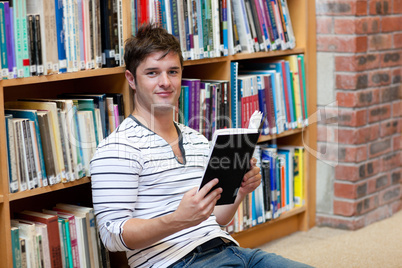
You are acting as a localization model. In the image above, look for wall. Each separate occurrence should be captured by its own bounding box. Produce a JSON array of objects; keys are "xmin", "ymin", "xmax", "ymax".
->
[{"xmin": 315, "ymin": 0, "xmax": 402, "ymax": 230}]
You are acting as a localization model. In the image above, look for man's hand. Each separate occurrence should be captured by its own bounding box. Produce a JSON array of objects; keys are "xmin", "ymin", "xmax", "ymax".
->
[
  {"xmin": 173, "ymin": 178, "xmax": 222, "ymax": 229},
  {"xmin": 237, "ymin": 157, "xmax": 262, "ymax": 198}
]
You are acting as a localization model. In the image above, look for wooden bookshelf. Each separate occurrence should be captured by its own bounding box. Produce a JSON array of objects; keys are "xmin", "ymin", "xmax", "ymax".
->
[{"xmin": 0, "ymin": 0, "xmax": 317, "ymax": 267}]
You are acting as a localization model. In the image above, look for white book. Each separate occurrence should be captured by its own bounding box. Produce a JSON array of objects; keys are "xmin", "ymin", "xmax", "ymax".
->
[
  {"xmin": 77, "ymin": 110, "xmax": 96, "ymax": 176},
  {"xmin": 11, "ymin": 220, "xmax": 38, "ymax": 268},
  {"xmin": 211, "ymin": 0, "xmax": 221, "ymax": 57},
  {"xmin": 231, "ymin": 0, "xmax": 254, "ymax": 53}
]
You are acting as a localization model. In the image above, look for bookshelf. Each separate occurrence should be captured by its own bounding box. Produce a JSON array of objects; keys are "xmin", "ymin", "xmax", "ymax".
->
[{"xmin": 0, "ymin": 0, "xmax": 316, "ymax": 266}]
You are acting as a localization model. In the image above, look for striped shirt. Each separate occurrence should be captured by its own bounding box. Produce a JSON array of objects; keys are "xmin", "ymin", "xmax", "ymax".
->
[{"xmin": 90, "ymin": 115, "xmax": 237, "ymax": 267}]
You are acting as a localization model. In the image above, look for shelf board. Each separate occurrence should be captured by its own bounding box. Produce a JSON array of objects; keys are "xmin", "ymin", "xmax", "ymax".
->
[
  {"xmin": 8, "ymin": 177, "xmax": 91, "ymax": 201},
  {"xmin": 258, "ymin": 128, "xmax": 303, "ymax": 143},
  {"xmin": 182, "ymin": 48, "xmax": 306, "ymax": 67},
  {"xmin": 0, "ymin": 195, "xmax": 3, "ymax": 203},
  {"xmin": 231, "ymin": 206, "xmax": 306, "ymax": 247},
  {"xmin": 1, "ymin": 67, "xmax": 126, "ymax": 87}
]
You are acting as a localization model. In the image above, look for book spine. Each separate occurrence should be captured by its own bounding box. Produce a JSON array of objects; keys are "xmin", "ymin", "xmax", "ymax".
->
[
  {"xmin": 0, "ymin": 3, "xmax": 9, "ymax": 79},
  {"xmin": 6, "ymin": 115, "xmax": 19, "ymax": 193}
]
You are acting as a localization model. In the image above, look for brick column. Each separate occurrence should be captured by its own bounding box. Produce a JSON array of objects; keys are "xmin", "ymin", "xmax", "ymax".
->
[{"xmin": 315, "ymin": 0, "xmax": 402, "ymax": 230}]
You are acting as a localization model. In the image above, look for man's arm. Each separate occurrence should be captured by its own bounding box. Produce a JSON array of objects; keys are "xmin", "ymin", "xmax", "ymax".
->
[
  {"xmin": 213, "ymin": 158, "xmax": 262, "ymax": 226},
  {"xmin": 122, "ymin": 179, "xmax": 223, "ymax": 249}
]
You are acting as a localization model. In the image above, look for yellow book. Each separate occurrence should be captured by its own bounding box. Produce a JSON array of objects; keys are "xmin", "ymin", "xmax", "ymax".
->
[
  {"xmin": 5, "ymin": 101, "xmax": 66, "ymax": 183},
  {"xmin": 284, "ymin": 55, "xmax": 303, "ymax": 128},
  {"xmin": 293, "ymin": 147, "xmax": 305, "ymax": 207}
]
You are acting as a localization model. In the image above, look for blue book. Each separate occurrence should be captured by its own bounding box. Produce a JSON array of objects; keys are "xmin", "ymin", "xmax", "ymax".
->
[
  {"xmin": 54, "ymin": 0, "xmax": 67, "ymax": 72},
  {"xmin": 261, "ymin": 147, "xmax": 278, "ymax": 219},
  {"xmin": 7, "ymin": 6, "xmax": 16, "ymax": 78},
  {"xmin": 256, "ymin": 75, "xmax": 270, "ymax": 135},
  {"xmin": 285, "ymin": 61, "xmax": 296, "ymax": 127},
  {"xmin": 230, "ymin": 62, "xmax": 239, "ymax": 128},
  {"xmin": 5, "ymin": 109, "xmax": 48, "ymax": 185}
]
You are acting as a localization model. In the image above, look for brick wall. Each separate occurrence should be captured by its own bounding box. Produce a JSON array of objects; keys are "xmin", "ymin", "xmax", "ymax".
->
[{"xmin": 315, "ymin": 0, "xmax": 402, "ymax": 230}]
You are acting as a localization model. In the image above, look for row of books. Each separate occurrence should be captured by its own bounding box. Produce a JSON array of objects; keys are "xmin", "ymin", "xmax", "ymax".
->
[
  {"xmin": 10, "ymin": 203, "xmax": 110, "ymax": 268},
  {"xmin": 5, "ymin": 93, "xmax": 124, "ymax": 193},
  {"xmin": 0, "ymin": 0, "xmax": 123, "ymax": 79},
  {"xmin": 225, "ymin": 145, "xmax": 305, "ymax": 234},
  {"xmin": 132, "ymin": 0, "xmax": 295, "ymax": 61},
  {"xmin": 176, "ymin": 78, "xmax": 230, "ymax": 140},
  {"xmin": 177, "ymin": 54, "xmax": 308, "ymax": 141},
  {"xmin": 232, "ymin": 54, "xmax": 308, "ymax": 135}
]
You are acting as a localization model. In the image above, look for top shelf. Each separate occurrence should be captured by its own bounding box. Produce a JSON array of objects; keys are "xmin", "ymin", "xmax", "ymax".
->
[{"xmin": 0, "ymin": 48, "xmax": 306, "ymax": 87}]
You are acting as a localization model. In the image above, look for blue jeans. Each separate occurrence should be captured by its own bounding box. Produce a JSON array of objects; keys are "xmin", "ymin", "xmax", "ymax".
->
[{"xmin": 169, "ymin": 244, "xmax": 314, "ymax": 268}]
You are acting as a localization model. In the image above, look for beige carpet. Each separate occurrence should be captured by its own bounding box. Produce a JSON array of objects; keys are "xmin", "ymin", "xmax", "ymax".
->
[{"xmin": 259, "ymin": 210, "xmax": 402, "ymax": 268}]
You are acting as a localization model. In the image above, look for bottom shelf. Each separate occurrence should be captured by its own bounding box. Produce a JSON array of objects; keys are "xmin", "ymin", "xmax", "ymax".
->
[{"xmin": 231, "ymin": 206, "xmax": 306, "ymax": 248}]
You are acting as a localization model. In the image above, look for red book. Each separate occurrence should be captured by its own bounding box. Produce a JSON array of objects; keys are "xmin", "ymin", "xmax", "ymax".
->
[{"xmin": 17, "ymin": 210, "xmax": 63, "ymax": 268}]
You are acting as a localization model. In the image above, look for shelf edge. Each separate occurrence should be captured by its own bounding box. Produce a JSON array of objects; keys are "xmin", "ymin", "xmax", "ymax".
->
[{"xmin": 8, "ymin": 177, "xmax": 91, "ymax": 201}]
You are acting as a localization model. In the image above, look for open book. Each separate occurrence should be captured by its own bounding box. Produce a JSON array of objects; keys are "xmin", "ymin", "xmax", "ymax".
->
[{"xmin": 200, "ymin": 111, "xmax": 264, "ymax": 205}]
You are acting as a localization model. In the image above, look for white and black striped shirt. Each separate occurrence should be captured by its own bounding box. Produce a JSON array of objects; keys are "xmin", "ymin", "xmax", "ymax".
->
[{"xmin": 90, "ymin": 115, "xmax": 237, "ymax": 267}]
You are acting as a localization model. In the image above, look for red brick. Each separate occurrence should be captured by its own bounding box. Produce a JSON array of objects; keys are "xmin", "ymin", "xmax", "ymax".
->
[
  {"xmin": 381, "ymin": 86, "xmax": 401, "ymax": 102},
  {"xmin": 336, "ymin": 73, "xmax": 369, "ymax": 90},
  {"xmin": 392, "ymin": 135, "xmax": 402, "ymax": 150},
  {"xmin": 316, "ymin": 215, "xmax": 365, "ymax": 230},
  {"xmin": 379, "ymin": 184, "xmax": 402, "ymax": 205},
  {"xmin": 334, "ymin": 200, "xmax": 356, "ymax": 216},
  {"xmin": 368, "ymin": 34, "xmax": 393, "ymax": 51},
  {"xmin": 317, "ymin": 125, "xmax": 338, "ymax": 143},
  {"xmin": 337, "ymin": 128, "xmax": 358, "ymax": 144},
  {"xmin": 359, "ymin": 159, "xmax": 382, "ymax": 179},
  {"xmin": 381, "ymin": 152, "xmax": 402, "ymax": 172},
  {"xmin": 316, "ymin": 1, "xmax": 367, "ymax": 16},
  {"xmin": 316, "ymin": 17, "xmax": 333, "ymax": 34},
  {"xmin": 392, "ymin": 68, "xmax": 402, "ymax": 84},
  {"xmin": 369, "ymin": 138, "xmax": 392, "ymax": 158},
  {"xmin": 380, "ymin": 119, "xmax": 400, "ymax": 137},
  {"xmin": 394, "ymin": 0, "xmax": 402, "ymax": 13},
  {"xmin": 336, "ymin": 89, "xmax": 380, "ymax": 107},
  {"xmin": 334, "ymin": 17, "xmax": 381, "ymax": 34},
  {"xmin": 356, "ymin": 124, "xmax": 380, "ymax": 144},
  {"xmin": 368, "ymin": 104, "xmax": 392, "ymax": 123},
  {"xmin": 317, "ymin": 36, "xmax": 368, "ymax": 53},
  {"xmin": 335, "ymin": 54, "xmax": 380, "ymax": 72},
  {"xmin": 395, "ymin": 33, "xmax": 402, "ymax": 48},
  {"xmin": 338, "ymin": 109, "xmax": 367, "ymax": 127},
  {"xmin": 338, "ymin": 145, "xmax": 368, "ymax": 162},
  {"xmin": 391, "ymin": 169, "xmax": 402, "ymax": 184},
  {"xmin": 381, "ymin": 16, "xmax": 402, "ymax": 32},
  {"xmin": 364, "ymin": 206, "xmax": 391, "ymax": 226},
  {"xmin": 356, "ymin": 196, "xmax": 379, "ymax": 215},
  {"xmin": 380, "ymin": 51, "xmax": 402, "ymax": 68},
  {"xmin": 335, "ymin": 181, "xmax": 368, "ymax": 199},
  {"xmin": 392, "ymin": 100, "xmax": 402, "ymax": 117},
  {"xmin": 335, "ymin": 164, "xmax": 360, "ymax": 181},
  {"xmin": 369, "ymin": 69, "xmax": 393, "ymax": 87},
  {"xmin": 369, "ymin": 0, "xmax": 392, "ymax": 15},
  {"xmin": 367, "ymin": 174, "xmax": 390, "ymax": 194}
]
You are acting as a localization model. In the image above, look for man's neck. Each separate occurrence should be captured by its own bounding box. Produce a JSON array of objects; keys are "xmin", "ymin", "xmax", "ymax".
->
[{"xmin": 132, "ymin": 108, "xmax": 176, "ymax": 139}]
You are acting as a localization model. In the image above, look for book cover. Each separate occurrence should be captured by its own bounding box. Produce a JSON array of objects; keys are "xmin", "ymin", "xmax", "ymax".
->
[
  {"xmin": 199, "ymin": 111, "xmax": 264, "ymax": 205},
  {"xmin": 5, "ymin": 114, "xmax": 19, "ymax": 193},
  {"xmin": 16, "ymin": 210, "xmax": 63, "ymax": 268},
  {"xmin": 11, "ymin": 219, "xmax": 39, "ymax": 267},
  {"xmin": 294, "ymin": 147, "xmax": 305, "ymax": 207},
  {"xmin": 11, "ymin": 119, "xmax": 28, "ymax": 192},
  {"xmin": 0, "ymin": 2, "xmax": 9, "ymax": 79},
  {"xmin": 11, "ymin": 226, "xmax": 22, "ymax": 268},
  {"xmin": 4, "ymin": 2, "xmax": 14, "ymax": 78},
  {"xmin": 37, "ymin": 110, "xmax": 58, "ymax": 185}
]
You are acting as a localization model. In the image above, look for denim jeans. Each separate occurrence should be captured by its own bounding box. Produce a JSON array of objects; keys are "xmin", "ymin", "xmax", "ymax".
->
[{"xmin": 169, "ymin": 244, "xmax": 314, "ymax": 268}]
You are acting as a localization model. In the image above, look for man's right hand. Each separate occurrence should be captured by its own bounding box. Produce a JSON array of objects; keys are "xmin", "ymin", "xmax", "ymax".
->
[{"xmin": 173, "ymin": 178, "xmax": 222, "ymax": 229}]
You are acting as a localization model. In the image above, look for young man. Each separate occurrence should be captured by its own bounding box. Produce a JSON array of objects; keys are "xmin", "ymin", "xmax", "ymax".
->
[{"xmin": 90, "ymin": 24, "xmax": 312, "ymax": 267}]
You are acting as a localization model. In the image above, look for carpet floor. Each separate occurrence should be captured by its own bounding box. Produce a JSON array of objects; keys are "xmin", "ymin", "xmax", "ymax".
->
[{"xmin": 259, "ymin": 210, "xmax": 402, "ymax": 268}]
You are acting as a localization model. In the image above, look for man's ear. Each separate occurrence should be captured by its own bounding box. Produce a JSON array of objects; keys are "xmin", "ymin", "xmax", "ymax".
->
[{"xmin": 125, "ymin": 70, "xmax": 136, "ymax": 90}]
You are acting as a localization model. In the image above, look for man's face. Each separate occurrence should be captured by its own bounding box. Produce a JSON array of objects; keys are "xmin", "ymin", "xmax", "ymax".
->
[{"xmin": 131, "ymin": 51, "xmax": 182, "ymax": 116}]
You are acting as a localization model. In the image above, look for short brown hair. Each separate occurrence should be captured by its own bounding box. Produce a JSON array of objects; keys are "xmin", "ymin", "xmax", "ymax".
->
[{"xmin": 124, "ymin": 23, "xmax": 183, "ymax": 81}]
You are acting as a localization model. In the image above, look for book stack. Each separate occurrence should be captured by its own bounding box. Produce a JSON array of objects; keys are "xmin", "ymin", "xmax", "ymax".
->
[
  {"xmin": 224, "ymin": 145, "xmax": 305, "ymax": 234},
  {"xmin": 5, "ymin": 93, "xmax": 125, "ymax": 193},
  {"xmin": 131, "ymin": 0, "xmax": 296, "ymax": 60},
  {"xmin": 11, "ymin": 204, "xmax": 110, "ymax": 268}
]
